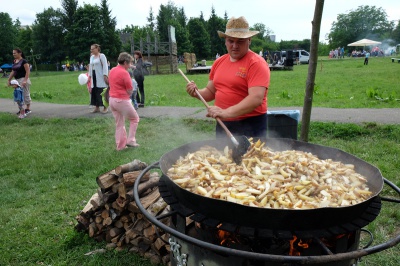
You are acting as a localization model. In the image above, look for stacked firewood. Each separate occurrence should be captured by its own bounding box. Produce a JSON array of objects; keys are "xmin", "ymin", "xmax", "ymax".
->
[{"xmin": 75, "ymin": 159, "xmax": 171, "ymax": 265}]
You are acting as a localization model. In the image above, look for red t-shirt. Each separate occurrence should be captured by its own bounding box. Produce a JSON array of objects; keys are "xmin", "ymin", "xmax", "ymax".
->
[
  {"xmin": 108, "ymin": 64, "xmax": 132, "ymax": 100},
  {"xmin": 210, "ymin": 50, "xmax": 270, "ymax": 121}
]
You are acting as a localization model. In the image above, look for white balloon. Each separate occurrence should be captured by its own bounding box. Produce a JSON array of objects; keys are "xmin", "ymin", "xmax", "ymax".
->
[{"xmin": 78, "ymin": 73, "xmax": 88, "ymax": 85}]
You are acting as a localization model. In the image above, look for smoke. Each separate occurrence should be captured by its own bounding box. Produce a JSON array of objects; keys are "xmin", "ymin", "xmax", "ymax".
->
[{"xmin": 380, "ymin": 39, "xmax": 397, "ymax": 55}]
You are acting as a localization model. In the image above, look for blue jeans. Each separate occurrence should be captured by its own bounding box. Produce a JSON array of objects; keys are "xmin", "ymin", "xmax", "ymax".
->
[{"xmin": 130, "ymin": 88, "xmax": 138, "ymax": 109}]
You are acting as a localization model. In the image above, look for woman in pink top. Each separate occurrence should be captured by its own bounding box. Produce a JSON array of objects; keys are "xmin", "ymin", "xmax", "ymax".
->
[{"xmin": 108, "ymin": 52, "xmax": 140, "ymax": 150}]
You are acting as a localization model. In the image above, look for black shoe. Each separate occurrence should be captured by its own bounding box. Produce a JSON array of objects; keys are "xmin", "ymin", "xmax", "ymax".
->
[
  {"xmin": 138, "ymin": 103, "xmax": 145, "ymax": 108},
  {"xmin": 16, "ymin": 110, "xmax": 20, "ymax": 115},
  {"xmin": 25, "ymin": 109, "xmax": 32, "ymax": 115}
]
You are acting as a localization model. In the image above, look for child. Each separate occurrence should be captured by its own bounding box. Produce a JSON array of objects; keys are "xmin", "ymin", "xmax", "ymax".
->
[
  {"xmin": 10, "ymin": 80, "xmax": 25, "ymax": 119},
  {"xmin": 131, "ymin": 78, "xmax": 138, "ymax": 110},
  {"xmin": 128, "ymin": 65, "xmax": 138, "ymax": 110}
]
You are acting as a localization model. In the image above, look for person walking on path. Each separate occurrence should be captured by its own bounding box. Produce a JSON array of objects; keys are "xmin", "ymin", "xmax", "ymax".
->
[
  {"xmin": 7, "ymin": 48, "xmax": 32, "ymax": 115},
  {"xmin": 88, "ymin": 44, "xmax": 109, "ymax": 113},
  {"xmin": 185, "ymin": 16, "xmax": 270, "ymax": 138},
  {"xmin": 108, "ymin": 52, "xmax": 140, "ymax": 150}
]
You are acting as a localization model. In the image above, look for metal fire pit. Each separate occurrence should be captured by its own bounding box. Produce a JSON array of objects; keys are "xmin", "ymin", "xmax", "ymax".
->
[{"xmin": 133, "ymin": 140, "xmax": 400, "ymax": 265}]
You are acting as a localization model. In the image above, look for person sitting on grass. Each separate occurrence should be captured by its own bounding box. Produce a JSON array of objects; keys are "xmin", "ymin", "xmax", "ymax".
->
[{"xmin": 9, "ymin": 80, "xmax": 25, "ymax": 119}]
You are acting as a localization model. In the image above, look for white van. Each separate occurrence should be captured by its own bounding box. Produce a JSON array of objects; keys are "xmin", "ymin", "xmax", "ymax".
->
[
  {"xmin": 293, "ymin": 50, "xmax": 310, "ymax": 64},
  {"xmin": 280, "ymin": 50, "xmax": 310, "ymax": 64}
]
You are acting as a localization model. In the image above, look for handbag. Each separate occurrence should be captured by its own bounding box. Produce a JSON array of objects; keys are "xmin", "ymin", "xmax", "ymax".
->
[{"xmin": 101, "ymin": 87, "xmax": 110, "ymax": 107}]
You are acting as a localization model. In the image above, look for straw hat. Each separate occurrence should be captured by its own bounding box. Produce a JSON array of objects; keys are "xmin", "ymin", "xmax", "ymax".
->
[{"xmin": 217, "ymin": 16, "xmax": 259, "ymax": 39}]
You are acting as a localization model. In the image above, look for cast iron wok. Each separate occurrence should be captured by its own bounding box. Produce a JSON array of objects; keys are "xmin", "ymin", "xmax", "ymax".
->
[{"xmin": 159, "ymin": 138, "xmax": 383, "ymax": 231}]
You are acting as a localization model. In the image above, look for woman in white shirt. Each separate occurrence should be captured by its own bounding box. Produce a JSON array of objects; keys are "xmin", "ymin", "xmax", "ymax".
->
[{"xmin": 88, "ymin": 44, "xmax": 109, "ymax": 113}]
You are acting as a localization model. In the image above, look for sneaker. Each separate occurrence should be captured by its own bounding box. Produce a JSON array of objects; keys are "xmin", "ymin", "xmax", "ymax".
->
[
  {"xmin": 16, "ymin": 110, "xmax": 20, "ymax": 115},
  {"xmin": 126, "ymin": 142, "xmax": 140, "ymax": 147},
  {"xmin": 18, "ymin": 114, "xmax": 25, "ymax": 119},
  {"xmin": 25, "ymin": 109, "xmax": 31, "ymax": 115}
]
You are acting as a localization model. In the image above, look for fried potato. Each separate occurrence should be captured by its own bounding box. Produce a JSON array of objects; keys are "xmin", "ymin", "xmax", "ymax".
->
[{"xmin": 167, "ymin": 141, "xmax": 373, "ymax": 209}]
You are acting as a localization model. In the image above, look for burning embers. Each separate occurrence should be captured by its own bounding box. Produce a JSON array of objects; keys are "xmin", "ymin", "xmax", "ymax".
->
[
  {"xmin": 197, "ymin": 222, "xmax": 360, "ymax": 258},
  {"xmin": 289, "ymin": 235, "xmax": 310, "ymax": 256}
]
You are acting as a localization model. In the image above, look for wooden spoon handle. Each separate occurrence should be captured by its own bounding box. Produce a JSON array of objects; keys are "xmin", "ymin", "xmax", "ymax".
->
[{"xmin": 178, "ymin": 69, "xmax": 238, "ymax": 146}]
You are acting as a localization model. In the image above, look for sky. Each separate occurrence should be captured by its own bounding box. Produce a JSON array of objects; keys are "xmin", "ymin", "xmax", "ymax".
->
[{"xmin": 2, "ymin": 0, "xmax": 399, "ymax": 43}]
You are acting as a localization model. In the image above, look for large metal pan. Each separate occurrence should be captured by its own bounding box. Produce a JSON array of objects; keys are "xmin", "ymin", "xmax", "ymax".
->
[{"xmin": 159, "ymin": 138, "xmax": 383, "ymax": 231}]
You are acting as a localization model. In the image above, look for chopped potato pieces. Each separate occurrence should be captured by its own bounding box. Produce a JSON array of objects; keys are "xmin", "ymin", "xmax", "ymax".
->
[{"xmin": 167, "ymin": 141, "xmax": 373, "ymax": 209}]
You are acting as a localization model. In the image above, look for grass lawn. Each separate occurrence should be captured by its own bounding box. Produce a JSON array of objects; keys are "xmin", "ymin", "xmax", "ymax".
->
[
  {"xmin": 0, "ymin": 56, "xmax": 399, "ymax": 265},
  {"xmin": 1, "ymin": 56, "xmax": 399, "ymax": 108}
]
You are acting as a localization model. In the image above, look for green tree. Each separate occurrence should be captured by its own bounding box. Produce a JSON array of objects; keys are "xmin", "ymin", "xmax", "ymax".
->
[
  {"xmin": 61, "ymin": 0, "xmax": 78, "ymax": 30},
  {"xmin": 156, "ymin": 1, "xmax": 192, "ymax": 55},
  {"xmin": 147, "ymin": 7, "xmax": 156, "ymax": 32},
  {"xmin": 16, "ymin": 27, "xmax": 33, "ymax": 55},
  {"xmin": 171, "ymin": 21, "xmax": 192, "ymax": 55},
  {"xmin": 156, "ymin": 1, "xmax": 176, "ymax": 42},
  {"xmin": 207, "ymin": 7, "xmax": 225, "ymax": 57},
  {"xmin": 0, "ymin": 12, "xmax": 19, "ymax": 63},
  {"xmin": 187, "ymin": 18, "xmax": 211, "ymax": 59},
  {"xmin": 31, "ymin": 7, "xmax": 66, "ymax": 63},
  {"xmin": 66, "ymin": 4, "xmax": 104, "ymax": 62},
  {"xmin": 328, "ymin": 5, "xmax": 394, "ymax": 49},
  {"xmin": 99, "ymin": 0, "xmax": 121, "ymax": 60}
]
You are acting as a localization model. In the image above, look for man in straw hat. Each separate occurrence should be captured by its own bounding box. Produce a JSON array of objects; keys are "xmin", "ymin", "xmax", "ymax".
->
[{"xmin": 186, "ymin": 16, "xmax": 270, "ymax": 138}]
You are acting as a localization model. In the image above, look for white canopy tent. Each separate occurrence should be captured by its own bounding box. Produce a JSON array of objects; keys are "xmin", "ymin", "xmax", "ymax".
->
[{"xmin": 348, "ymin": 38, "xmax": 382, "ymax": 47}]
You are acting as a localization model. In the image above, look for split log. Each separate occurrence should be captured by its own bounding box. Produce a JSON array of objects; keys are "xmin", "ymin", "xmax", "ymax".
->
[
  {"xmin": 153, "ymin": 237, "xmax": 167, "ymax": 252},
  {"xmin": 109, "ymin": 227, "xmax": 123, "ymax": 238},
  {"xmin": 143, "ymin": 225, "xmax": 156, "ymax": 241},
  {"xmin": 147, "ymin": 197, "xmax": 168, "ymax": 217},
  {"xmin": 162, "ymin": 254, "xmax": 171, "ymax": 265},
  {"xmin": 89, "ymin": 222, "xmax": 99, "ymax": 237},
  {"xmin": 144, "ymin": 249, "xmax": 162, "ymax": 265},
  {"xmin": 96, "ymin": 170, "xmax": 118, "ymax": 189},
  {"xmin": 115, "ymin": 159, "xmax": 147, "ymax": 176},
  {"xmin": 95, "ymin": 216, "xmax": 103, "ymax": 224},
  {"xmin": 80, "ymin": 193, "xmax": 100, "ymax": 216},
  {"xmin": 75, "ymin": 215, "xmax": 90, "ymax": 231},
  {"xmin": 126, "ymin": 174, "xmax": 160, "ymax": 201},
  {"xmin": 102, "ymin": 190, "xmax": 118, "ymax": 203},
  {"xmin": 101, "ymin": 210, "xmax": 109, "ymax": 219},
  {"xmin": 138, "ymin": 174, "xmax": 160, "ymax": 195},
  {"xmin": 89, "ymin": 193, "xmax": 103, "ymax": 209},
  {"xmin": 113, "ymin": 197, "xmax": 127, "ymax": 211},
  {"xmin": 103, "ymin": 217, "xmax": 112, "ymax": 226},
  {"xmin": 125, "ymin": 228, "xmax": 138, "ymax": 243},
  {"xmin": 114, "ymin": 220, "xmax": 124, "ymax": 229},
  {"xmin": 128, "ymin": 189, "xmax": 160, "ymax": 213},
  {"xmin": 132, "ymin": 219, "xmax": 151, "ymax": 234},
  {"xmin": 120, "ymin": 171, "xmax": 150, "ymax": 186}
]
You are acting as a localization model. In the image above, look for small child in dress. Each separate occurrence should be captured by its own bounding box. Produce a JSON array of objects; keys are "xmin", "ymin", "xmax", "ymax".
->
[{"xmin": 10, "ymin": 80, "xmax": 25, "ymax": 119}]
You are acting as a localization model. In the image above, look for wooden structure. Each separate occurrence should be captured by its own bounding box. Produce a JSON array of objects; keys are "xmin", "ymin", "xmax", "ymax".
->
[
  {"xmin": 184, "ymin": 52, "xmax": 212, "ymax": 74},
  {"xmin": 130, "ymin": 26, "xmax": 178, "ymax": 75}
]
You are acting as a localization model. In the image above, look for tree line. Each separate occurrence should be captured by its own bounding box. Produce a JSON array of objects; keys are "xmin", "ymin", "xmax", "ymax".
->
[{"xmin": 1, "ymin": 1, "xmax": 399, "ymax": 67}]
